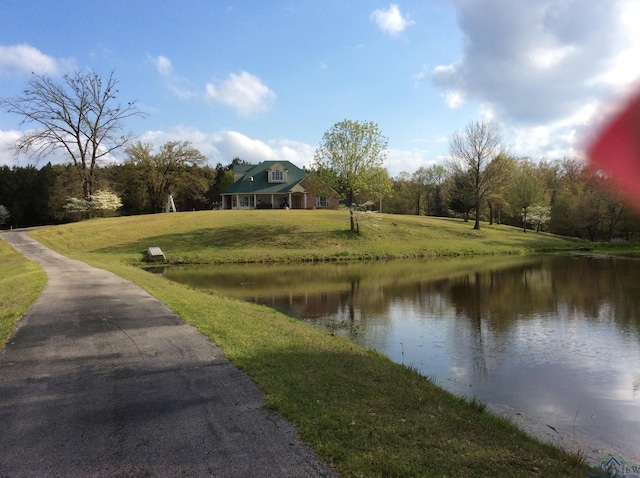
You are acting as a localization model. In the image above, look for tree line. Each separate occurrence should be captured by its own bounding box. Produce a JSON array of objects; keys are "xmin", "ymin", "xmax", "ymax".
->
[
  {"xmin": 384, "ymin": 156, "xmax": 638, "ymax": 241},
  {"xmin": 1, "ymin": 144, "xmax": 636, "ymax": 242},
  {"xmin": 1, "ymin": 70, "xmax": 637, "ymax": 241},
  {"xmin": 316, "ymin": 118, "xmax": 640, "ymax": 241},
  {"xmin": 0, "ymin": 146, "xmax": 240, "ymax": 227}
]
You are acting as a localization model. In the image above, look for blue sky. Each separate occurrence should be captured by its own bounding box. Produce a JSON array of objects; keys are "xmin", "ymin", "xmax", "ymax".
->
[{"xmin": 1, "ymin": 1, "xmax": 639, "ymax": 177}]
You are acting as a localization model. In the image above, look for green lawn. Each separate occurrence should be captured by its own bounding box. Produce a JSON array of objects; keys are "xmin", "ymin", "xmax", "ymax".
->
[
  {"xmin": 4, "ymin": 211, "xmax": 596, "ymax": 476},
  {"xmin": 0, "ymin": 238, "xmax": 46, "ymax": 346},
  {"xmin": 28, "ymin": 209, "xmax": 581, "ymax": 264}
]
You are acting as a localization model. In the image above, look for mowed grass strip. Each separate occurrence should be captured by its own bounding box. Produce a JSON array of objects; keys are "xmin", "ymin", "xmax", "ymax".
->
[
  {"xmin": 21, "ymin": 211, "xmax": 588, "ymax": 476},
  {"xmin": 0, "ymin": 236, "xmax": 47, "ymax": 345}
]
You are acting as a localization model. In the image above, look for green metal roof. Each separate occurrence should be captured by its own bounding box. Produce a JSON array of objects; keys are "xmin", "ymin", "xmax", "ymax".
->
[
  {"xmin": 233, "ymin": 164, "xmax": 254, "ymax": 174},
  {"xmin": 222, "ymin": 161, "xmax": 306, "ymax": 195}
]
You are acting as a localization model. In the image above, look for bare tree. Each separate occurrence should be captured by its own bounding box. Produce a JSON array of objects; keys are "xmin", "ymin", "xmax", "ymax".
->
[
  {"xmin": 448, "ymin": 119, "xmax": 503, "ymax": 229},
  {"xmin": 0, "ymin": 71, "xmax": 145, "ymax": 204}
]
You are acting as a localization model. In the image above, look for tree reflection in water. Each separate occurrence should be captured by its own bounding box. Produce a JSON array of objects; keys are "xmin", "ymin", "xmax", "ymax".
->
[{"xmin": 163, "ymin": 255, "xmax": 640, "ymax": 462}]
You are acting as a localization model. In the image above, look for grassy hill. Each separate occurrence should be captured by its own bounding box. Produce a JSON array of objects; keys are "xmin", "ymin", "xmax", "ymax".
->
[
  {"xmin": 2, "ymin": 211, "xmax": 592, "ymax": 477},
  {"xmin": 29, "ymin": 209, "xmax": 580, "ymax": 265}
]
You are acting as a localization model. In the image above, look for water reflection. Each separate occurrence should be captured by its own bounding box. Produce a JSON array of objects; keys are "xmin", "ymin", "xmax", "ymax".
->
[{"xmin": 162, "ymin": 255, "xmax": 640, "ymax": 461}]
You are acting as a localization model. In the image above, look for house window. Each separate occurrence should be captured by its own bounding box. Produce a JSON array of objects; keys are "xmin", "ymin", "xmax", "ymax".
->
[
  {"xmin": 316, "ymin": 196, "xmax": 329, "ymax": 208},
  {"xmin": 271, "ymin": 170, "xmax": 284, "ymax": 182},
  {"xmin": 239, "ymin": 196, "xmax": 251, "ymax": 208}
]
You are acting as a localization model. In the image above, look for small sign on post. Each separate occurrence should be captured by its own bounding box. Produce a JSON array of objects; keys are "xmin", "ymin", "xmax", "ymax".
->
[{"xmin": 146, "ymin": 246, "xmax": 165, "ymax": 262}]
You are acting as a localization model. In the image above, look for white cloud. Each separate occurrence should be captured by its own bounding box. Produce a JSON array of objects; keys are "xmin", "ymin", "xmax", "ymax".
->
[
  {"xmin": 507, "ymin": 100, "xmax": 599, "ymax": 160},
  {"xmin": 7, "ymin": 120, "xmax": 437, "ymax": 179},
  {"xmin": 433, "ymin": 1, "xmax": 621, "ymax": 122},
  {"xmin": 592, "ymin": 0, "xmax": 640, "ymax": 92},
  {"xmin": 138, "ymin": 127, "xmax": 313, "ymax": 168},
  {"xmin": 0, "ymin": 44, "xmax": 75, "ymax": 76},
  {"xmin": 433, "ymin": 0, "xmax": 622, "ymax": 123},
  {"xmin": 387, "ymin": 148, "xmax": 436, "ymax": 177},
  {"xmin": 432, "ymin": 64, "xmax": 456, "ymax": 81},
  {"xmin": 152, "ymin": 55, "xmax": 173, "ymax": 76},
  {"xmin": 138, "ymin": 126, "xmax": 442, "ymax": 177},
  {"xmin": 370, "ymin": 4, "xmax": 414, "ymax": 36},
  {"xmin": 528, "ymin": 44, "xmax": 578, "ymax": 70},
  {"xmin": 443, "ymin": 91, "xmax": 465, "ymax": 109},
  {"xmin": 221, "ymin": 130, "xmax": 275, "ymax": 159},
  {"xmin": 0, "ymin": 130, "xmax": 21, "ymax": 165},
  {"xmin": 205, "ymin": 71, "xmax": 276, "ymax": 117},
  {"xmin": 274, "ymin": 139, "xmax": 316, "ymax": 166},
  {"xmin": 149, "ymin": 58, "xmax": 276, "ymax": 113},
  {"xmin": 0, "ymin": 129, "xmax": 74, "ymax": 166},
  {"xmin": 148, "ymin": 54, "xmax": 196, "ymax": 100}
]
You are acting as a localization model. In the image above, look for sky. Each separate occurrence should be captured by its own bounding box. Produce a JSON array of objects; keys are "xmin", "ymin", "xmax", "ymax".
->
[{"xmin": 1, "ymin": 0, "xmax": 639, "ymax": 177}]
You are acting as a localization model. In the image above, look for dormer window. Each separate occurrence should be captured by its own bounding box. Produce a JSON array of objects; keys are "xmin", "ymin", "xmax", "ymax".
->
[
  {"xmin": 267, "ymin": 163, "xmax": 289, "ymax": 183},
  {"xmin": 271, "ymin": 170, "xmax": 284, "ymax": 182}
]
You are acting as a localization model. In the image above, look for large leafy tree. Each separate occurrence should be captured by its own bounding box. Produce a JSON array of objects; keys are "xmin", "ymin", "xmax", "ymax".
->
[
  {"xmin": 448, "ymin": 119, "xmax": 503, "ymax": 229},
  {"xmin": 312, "ymin": 119, "xmax": 389, "ymax": 231},
  {"xmin": 209, "ymin": 161, "xmax": 235, "ymax": 207},
  {"xmin": 356, "ymin": 166, "xmax": 393, "ymax": 212},
  {"xmin": 125, "ymin": 141, "xmax": 208, "ymax": 213},
  {"xmin": 551, "ymin": 160, "xmax": 627, "ymax": 241},
  {"xmin": 484, "ymin": 154, "xmax": 516, "ymax": 225},
  {"xmin": 509, "ymin": 161, "xmax": 542, "ymax": 232},
  {"xmin": 385, "ymin": 172, "xmax": 416, "ymax": 215},
  {"xmin": 448, "ymin": 170, "xmax": 476, "ymax": 222},
  {"xmin": 412, "ymin": 164, "xmax": 448, "ymax": 216},
  {"xmin": 0, "ymin": 71, "xmax": 145, "ymax": 204}
]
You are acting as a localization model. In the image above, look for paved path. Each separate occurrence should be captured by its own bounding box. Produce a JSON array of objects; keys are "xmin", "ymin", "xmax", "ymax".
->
[{"xmin": 0, "ymin": 231, "xmax": 337, "ymax": 477}]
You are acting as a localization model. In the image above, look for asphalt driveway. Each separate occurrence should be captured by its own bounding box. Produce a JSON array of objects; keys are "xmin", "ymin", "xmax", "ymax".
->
[{"xmin": 0, "ymin": 231, "xmax": 337, "ymax": 477}]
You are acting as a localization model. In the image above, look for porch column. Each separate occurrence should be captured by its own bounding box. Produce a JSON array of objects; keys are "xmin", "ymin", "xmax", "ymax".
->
[
  {"xmin": 271, "ymin": 194, "xmax": 274, "ymax": 208},
  {"xmin": 303, "ymin": 193, "xmax": 307, "ymax": 209},
  {"xmin": 288, "ymin": 192, "xmax": 292, "ymax": 208}
]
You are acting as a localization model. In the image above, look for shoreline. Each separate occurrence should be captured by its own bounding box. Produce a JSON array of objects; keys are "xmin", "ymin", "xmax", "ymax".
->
[{"xmin": 488, "ymin": 402, "xmax": 640, "ymax": 467}]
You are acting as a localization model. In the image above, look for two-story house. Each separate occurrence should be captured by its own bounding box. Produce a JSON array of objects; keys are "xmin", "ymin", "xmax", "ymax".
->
[{"xmin": 220, "ymin": 161, "xmax": 339, "ymax": 210}]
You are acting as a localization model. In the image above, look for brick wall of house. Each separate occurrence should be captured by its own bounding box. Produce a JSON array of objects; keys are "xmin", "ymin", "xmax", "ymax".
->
[{"xmin": 300, "ymin": 177, "xmax": 340, "ymax": 210}]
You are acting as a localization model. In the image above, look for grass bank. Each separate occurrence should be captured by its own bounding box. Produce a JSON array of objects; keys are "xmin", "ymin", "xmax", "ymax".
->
[
  {"xmin": 0, "ymin": 238, "xmax": 47, "ymax": 346},
  {"xmin": 9, "ymin": 211, "xmax": 590, "ymax": 476},
  {"xmin": 587, "ymin": 241, "xmax": 640, "ymax": 258},
  {"xmin": 29, "ymin": 209, "xmax": 580, "ymax": 264}
]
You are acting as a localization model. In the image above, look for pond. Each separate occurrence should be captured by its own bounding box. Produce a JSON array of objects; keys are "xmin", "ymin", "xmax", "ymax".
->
[{"xmin": 159, "ymin": 255, "xmax": 640, "ymax": 463}]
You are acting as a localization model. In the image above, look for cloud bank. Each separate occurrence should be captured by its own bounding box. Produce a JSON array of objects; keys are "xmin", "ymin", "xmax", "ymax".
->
[
  {"xmin": 139, "ymin": 127, "xmax": 314, "ymax": 169},
  {"xmin": 432, "ymin": 0, "xmax": 640, "ymax": 159}
]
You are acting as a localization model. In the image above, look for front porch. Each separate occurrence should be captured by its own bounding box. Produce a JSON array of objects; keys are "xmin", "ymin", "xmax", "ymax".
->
[{"xmin": 222, "ymin": 192, "xmax": 310, "ymax": 210}]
